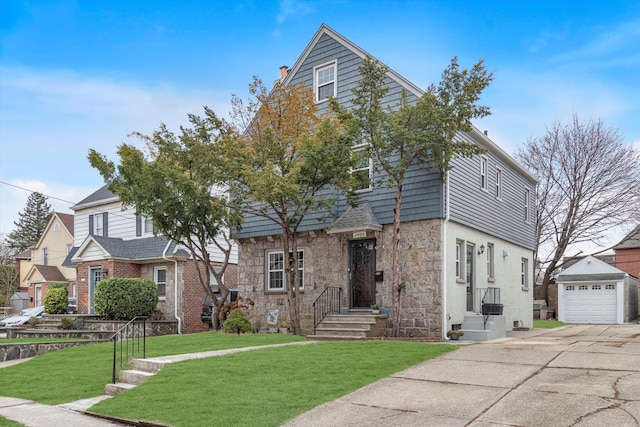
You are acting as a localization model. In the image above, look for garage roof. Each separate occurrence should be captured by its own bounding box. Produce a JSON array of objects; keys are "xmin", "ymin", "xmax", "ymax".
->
[{"xmin": 557, "ymin": 255, "xmax": 627, "ymax": 282}]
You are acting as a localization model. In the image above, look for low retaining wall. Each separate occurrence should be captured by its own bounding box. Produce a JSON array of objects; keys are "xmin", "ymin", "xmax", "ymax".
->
[{"xmin": 0, "ymin": 340, "xmax": 102, "ymax": 362}]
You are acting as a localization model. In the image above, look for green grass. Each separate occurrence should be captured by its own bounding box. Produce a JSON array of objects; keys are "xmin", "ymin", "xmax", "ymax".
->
[
  {"xmin": 0, "ymin": 415, "xmax": 23, "ymax": 427},
  {"xmin": 89, "ymin": 341, "xmax": 455, "ymax": 427},
  {"xmin": 0, "ymin": 332, "xmax": 304, "ymax": 404},
  {"xmin": 533, "ymin": 319, "xmax": 565, "ymax": 329}
]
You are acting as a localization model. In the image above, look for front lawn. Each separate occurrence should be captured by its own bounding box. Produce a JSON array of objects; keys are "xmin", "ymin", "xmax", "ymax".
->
[
  {"xmin": 533, "ymin": 319, "xmax": 565, "ymax": 329},
  {"xmin": 90, "ymin": 340, "xmax": 455, "ymax": 427}
]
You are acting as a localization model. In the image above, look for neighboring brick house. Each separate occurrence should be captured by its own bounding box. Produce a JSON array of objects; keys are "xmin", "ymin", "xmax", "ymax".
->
[
  {"xmin": 20, "ymin": 212, "xmax": 76, "ymax": 308},
  {"xmin": 614, "ymin": 225, "xmax": 640, "ymax": 280},
  {"xmin": 237, "ymin": 24, "xmax": 538, "ymax": 339},
  {"xmin": 63, "ymin": 184, "xmax": 238, "ymax": 333}
]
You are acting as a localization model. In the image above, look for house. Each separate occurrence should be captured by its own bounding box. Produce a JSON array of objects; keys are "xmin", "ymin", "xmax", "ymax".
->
[
  {"xmin": 14, "ymin": 250, "xmax": 31, "ymax": 293},
  {"xmin": 557, "ymin": 256, "xmax": 638, "ymax": 324},
  {"xmin": 614, "ymin": 224, "xmax": 640, "ymax": 280},
  {"xmin": 236, "ymin": 24, "xmax": 538, "ymax": 339},
  {"xmin": 64, "ymin": 183, "xmax": 238, "ymax": 333},
  {"xmin": 19, "ymin": 212, "xmax": 75, "ymax": 308}
]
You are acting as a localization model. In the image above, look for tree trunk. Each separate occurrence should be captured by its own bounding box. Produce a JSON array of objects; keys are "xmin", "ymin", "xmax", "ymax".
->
[
  {"xmin": 391, "ymin": 183, "xmax": 403, "ymax": 337},
  {"xmin": 282, "ymin": 231, "xmax": 302, "ymax": 335}
]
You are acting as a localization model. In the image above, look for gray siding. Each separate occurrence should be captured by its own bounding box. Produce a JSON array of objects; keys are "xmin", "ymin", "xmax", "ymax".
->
[
  {"xmin": 448, "ymin": 132, "xmax": 536, "ymax": 250},
  {"xmin": 237, "ymin": 32, "xmax": 444, "ymax": 239}
]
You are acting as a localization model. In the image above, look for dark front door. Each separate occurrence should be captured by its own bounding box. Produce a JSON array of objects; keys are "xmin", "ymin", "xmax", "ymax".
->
[
  {"xmin": 349, "ymin": 239, "xmax": 376, "ymax": 308},
  {"xmin": 466, "ymin": 243, "xmax": 474, "ymax": 311}
]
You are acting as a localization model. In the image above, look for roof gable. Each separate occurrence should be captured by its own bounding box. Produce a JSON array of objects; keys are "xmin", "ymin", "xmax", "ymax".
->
[
  {"xmin": 557, "ymin": 255, "xmax": 626, "ymax": 282},
  {"xmin": 72, "ymin": 183, "xmax": 119, "ymax": 210},
  {"xmin": 30, "ymin": 212, "xmax": 75, "ymax": 250},
  {"xmin": 72, "ymin": 235, "xmax": 190, "ymax": 262},
  {"xmin": 614, "ymin": 224, "xmax": 640, "ymax": 250},
  {"xmin": 25, "ymin": 264, "xmax": 68, "ymax": 283}
]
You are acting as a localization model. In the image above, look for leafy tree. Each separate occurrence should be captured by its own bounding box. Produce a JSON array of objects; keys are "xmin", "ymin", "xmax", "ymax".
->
[
  {"xmin": 89, "ymin": 108, "xmax": 240, "ymax": 329},
  {"xmin": 6, "ymin": 192, "xmax": 52, "ymax": 253},
  {"xmin": 44, "ymin": 284, "xmax": 68, "ymax": 314},
  {"xmin": 333, "ymin": 57, "xmax": 492, "ymax": 336},
  {"xmin": 516, "ymin": 115, "xmax": 640, "ymax": 302},
  {"xmin": 222, "ymin": 78, "xmax": 360, "ymax": 335}
]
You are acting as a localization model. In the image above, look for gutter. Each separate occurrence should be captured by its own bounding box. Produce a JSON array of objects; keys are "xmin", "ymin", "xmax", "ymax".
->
[
  {"xmin": 442, "ymin": 171, "xmax": 450, "ymax": 341},
  {"xmin": 162, "ymin": 241, "xmax": 182, "ymax": 334}
]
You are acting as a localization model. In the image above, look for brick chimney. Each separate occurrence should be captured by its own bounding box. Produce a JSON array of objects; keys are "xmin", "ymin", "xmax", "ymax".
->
[{"xmin": 279, "ymin": 65, "xmax": 289, "ymax": 80}]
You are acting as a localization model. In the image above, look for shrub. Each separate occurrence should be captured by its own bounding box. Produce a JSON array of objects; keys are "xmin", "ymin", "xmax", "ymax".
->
[
  {"xmin": 44, "ymin": 285, "xmax": 69, "ymax": 314},
  {"xmin": 28, "ymin": 317, "xmax": 41, "ymax": 327},
  {"xmin": 94, "ymin": 277, "xmax": 158, "ymax": 320},
  {"xmin": 223, "ymin": 308, "xmax": 252, "ymax": 335},
  {"xmin": 59, "ymin": 317, "xmax": 75, "ymax": 330}
]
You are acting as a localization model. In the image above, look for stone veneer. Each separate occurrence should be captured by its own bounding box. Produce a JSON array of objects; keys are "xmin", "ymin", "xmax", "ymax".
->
[{"xmin": 238, "ymin": 218, "xmax": 443, "ymax": 338}]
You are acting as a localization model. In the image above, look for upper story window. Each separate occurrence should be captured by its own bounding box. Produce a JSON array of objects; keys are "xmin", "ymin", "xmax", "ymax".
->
[
  {"xmin": 352, "ymin": 144, "xmax": 372, "ymax": 192},
  {"xmin": 53, "ymin": 223, "xmax": 60, "ymax": 232},
  {"xmin": 524, "ymin": 187, "xmax": 531, "ymax": 223},
  {"xmin": 42, "ymin": 247, "xmax": 48, "ymax": 265},
  {"xmin": 495, "ymin": 168, "xmax": 502, "ymax": 200},
  {"xmin": 66, "ymin": 244, "xmax": 73, "ymax": 254},
  {"xmin": 480, "ymin": 156, "xmax": 488, "ymax": 191},
  {"xmin": 155, "ymin": 267, "xmax": 167, "ymax": 299},
  {"xmin": 314, "ymin": 61, "xmax": 336, "ymax": 103},
  {"xmin": 144, "ymin": 217, "xmax": 156, "ymax": 234},
  {"xmin": 267, "ymin": 249, "xmax": 304, "ymax": 291},
  {"xmin": 90, "ymin": 213, "xmax": 107, "ymax": 236}
]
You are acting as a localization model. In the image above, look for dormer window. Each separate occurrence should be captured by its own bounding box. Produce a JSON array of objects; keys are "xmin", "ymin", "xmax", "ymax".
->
[{"xmin": 314, "ymin": 61, "xmax": 336, "ymax": 102}]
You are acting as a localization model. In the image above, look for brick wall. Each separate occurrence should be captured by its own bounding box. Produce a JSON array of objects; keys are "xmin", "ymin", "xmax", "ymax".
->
[{"xmin": 616, "ymin": 248, "xmax": 640, "ymax": 280}]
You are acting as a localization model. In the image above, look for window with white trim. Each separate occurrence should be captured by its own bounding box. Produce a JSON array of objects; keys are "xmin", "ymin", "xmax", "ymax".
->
[
  {"xmin": 455, "ymin": 241, "xmax": 463, "ymax": 280},
  {"xmin": 352, "ymin": 144, "xmax": 372, "ymax": 192},
  {"xmin": 521, "ymin": 258, "xmax": 529, "ymax": 289},
  {"xmin": 495, "ymin": 168, "xmax": 502, "ymax": 199},
  {"xmin": 314, "ymin": 62, "xmax": 336, "ymax": 102},
  {"xmin": 93, "ymin": 213, "xmax": 103, "ymax": 236},
  {"xmin": 42, "ymin": 248, "xmax": 48, "ymax": 266},
  {"xmin": 524, "ymin": 187, "xmax": 531, "ymax": 223},
  {"xmin": 266, "ymin": 250, "xmax": 304, "ymax": 291},
  {"xmin": 155, "ymin": 267, "xmax": 167, "ymax": 299},
  {"xmin": 487, "ymin": 243, "xmax": 494, "ymax": 280},
  {"xmin": 53, "ymin": 223, "xmax": 60, "ymax": 231},
  {"xmin": 480, "ymin": 156, "xmax": 488, "ymax": 191},
  {"xmin": 144, "ymin": 217, "xmax": 156, "ymax": 234},
  {"xmin": 67, "ymin": 244, "xmax": 73, "ymax": 254}
]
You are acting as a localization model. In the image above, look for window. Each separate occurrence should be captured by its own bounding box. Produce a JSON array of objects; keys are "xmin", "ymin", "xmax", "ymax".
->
[
  {"xmin": 566, "ymin": 285, "xmax": 575, "ymax": 291},
  {"xmin": 592, "ymin": 284, "xmax": 601, "ymax": 290},
  {"xmin": 487, "ymin": 243, "xmax": 494, "ymax": 280},
  {"xmin": 521, "ymin": 258, "xmax": 529, "ymax": 289},
  {"xmin": 480, "ymin": 156, "xmax": 488, "ymax": 191},
  {"xmin": 524, "ymin": 188, "xmax": 531, "ymax": 223},
  {"xmin": 455, "ymin": 241, "xmax": 463, "ymax": 280},
  {"xmin": 93, "ymin": 213, "xmax": 103, "ymax": 236},
  {"xmin": 495, "ymin": 168, "xmax": 502, "ymax": 199},
  {"xmin": 314, "ymin": 62, "xmax": 336, "ymax": 102},
  {"xmin": 53, "ymin": 223, "xmax": 60, "ymax": 231},
  {"xmin": 67, "ymin": 244, "xmax": 73, "ymax": 254},
  {"xmin": 605, "ymin": 284, "xmax": 615, "ymax": 290},
  {"xmin": 144, "ymin": 217, "xmax": 156, "ymax": 234},
  {"xmin": 352, "ymin": 144, "xmax": 372, "ymax": 191},
  {"xmin": 42, "ymin": 248, "xmax": 48, "ymax": 265},
  {"xmin": 155, "ymin": 267, "xmax": 167, "ymax": 299},
  {"xmin": 267, "ymin": 250, "xmax": 304, "ymax": 291}
]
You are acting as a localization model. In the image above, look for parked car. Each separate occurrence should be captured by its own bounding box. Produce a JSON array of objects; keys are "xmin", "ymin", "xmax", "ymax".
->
[
  {"xmin": 0, "ymin": 306, "xmax": 45, "ymax": 328},
  {"xmin": 201, "ymin": 290, "xmax": 238, "ymax": 326}
]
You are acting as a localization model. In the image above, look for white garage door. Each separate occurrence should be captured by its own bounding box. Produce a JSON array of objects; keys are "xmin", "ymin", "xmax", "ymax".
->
[{"xmin": 564, "ymin": 283, "xmax": 617, "ymax": 324}]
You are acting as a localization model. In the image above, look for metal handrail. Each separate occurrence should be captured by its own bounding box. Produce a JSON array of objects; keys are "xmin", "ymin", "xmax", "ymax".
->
[
  {"xmin": 312, "ymin": 287, "xmax": 342, "ymax": 334},
  {"xmin": 110, "ymin": 316, "xmax": 147, "ymax": 384}
]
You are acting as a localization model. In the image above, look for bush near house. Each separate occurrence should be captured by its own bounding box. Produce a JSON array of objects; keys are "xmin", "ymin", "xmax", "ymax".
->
[
  {"xmin": 44, "ymin": 283, "xmax": 68, "ymax": 314},
  {"xmin": 223, "ymin": 308, "xmax": 252, "ymax": 334},
  {"xmin": 94, "ymin": 277, "xmax": 158, "ymax": 320}
]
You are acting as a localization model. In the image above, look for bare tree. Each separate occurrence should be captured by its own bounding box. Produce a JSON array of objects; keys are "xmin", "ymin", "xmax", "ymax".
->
[
  {"xmin": 0, "ymin": 234, "xmax": 19, "ymax": 306},
  {"xmin": 516, "ymin": 115, "xmax": 640, "ymax": 301}
]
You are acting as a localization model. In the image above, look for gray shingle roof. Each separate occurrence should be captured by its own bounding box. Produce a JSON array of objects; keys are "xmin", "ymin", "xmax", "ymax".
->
[
  {"xmin": 327, "ymin": 203, "xmax": 383, "ymax": 234},
  {"xmin": 62, "ymin": 247, "xmax": 79, "ymax": 267},
  {"xmin": 614, "ymin": 224, "xmax": 640, "ymax": 250},
  {"xmin": 72, "ymin": 183, "xmax": 117, "ymax": 209},
  {"xmin": 89, "ymin": 235, "xmax": 190, "ymax": 260}
]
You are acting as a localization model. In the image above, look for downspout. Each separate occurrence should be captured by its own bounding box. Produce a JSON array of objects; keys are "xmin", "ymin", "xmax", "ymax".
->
[
  {"xmin": 442, "ymin": 171, "xmax": 450, "ymax": 341},
  {"xmin": 163, "ymin": 241, "xmax": 181, "ymax": 334}
]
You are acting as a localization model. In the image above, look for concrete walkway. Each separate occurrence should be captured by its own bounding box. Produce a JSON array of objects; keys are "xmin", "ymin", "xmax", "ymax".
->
[
  {"xmin": 1, "ymin": 325, "xmax": 639, "ymax": 426},
  {"xmin": 284, "ymin": 324, "xmax": 640, "ymax": 426}
]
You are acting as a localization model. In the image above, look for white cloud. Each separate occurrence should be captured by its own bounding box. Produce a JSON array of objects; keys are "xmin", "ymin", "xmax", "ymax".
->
[{"xmin": 276, "ymin": 0, "xmax": 313, "ymax": 24}]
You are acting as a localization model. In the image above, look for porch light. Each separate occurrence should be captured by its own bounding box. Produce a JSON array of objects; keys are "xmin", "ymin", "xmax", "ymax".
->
[{"xmin": 478, "ymin": 244, "xmax": 485, "ymax": 255}]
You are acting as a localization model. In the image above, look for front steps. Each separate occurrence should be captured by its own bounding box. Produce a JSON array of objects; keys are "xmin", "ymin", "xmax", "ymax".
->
[
  {"xmin": 460, "ymin": 314, "xmax": 506, "ymax": 341},
  {"xmin": 105, "ymin": 358, "xmax": 166, "ymax": 395},
  {"xmin": 308, "ymin": 311, "xmax": 385, "ymax": 341}
]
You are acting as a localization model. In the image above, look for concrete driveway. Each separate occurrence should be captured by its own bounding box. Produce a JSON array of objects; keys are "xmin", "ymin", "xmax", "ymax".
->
[{"xmin": 285, "ymin": 324, "xmax": 640, "ymax": 426}]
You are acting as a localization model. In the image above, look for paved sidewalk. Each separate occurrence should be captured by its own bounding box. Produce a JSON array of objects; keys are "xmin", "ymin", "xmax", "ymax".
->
[{"xmin": 284, "ymin": 324, "xmax": 640, "ymax": 426}]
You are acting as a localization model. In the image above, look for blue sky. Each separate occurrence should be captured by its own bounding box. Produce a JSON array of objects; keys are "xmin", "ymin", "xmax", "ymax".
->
[{"xmin": 1, "ymin": 0, "xmax": 639, "ymax": 251}]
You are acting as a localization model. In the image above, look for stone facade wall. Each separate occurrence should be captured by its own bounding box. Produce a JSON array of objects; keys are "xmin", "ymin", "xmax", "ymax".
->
[
  {"xmin": 0, "ymin": 341, "xmax": 98, "ymax": 362},
  {"xmin": 238, "ymin": 219, "xmax": 443, "ymax": 338}
]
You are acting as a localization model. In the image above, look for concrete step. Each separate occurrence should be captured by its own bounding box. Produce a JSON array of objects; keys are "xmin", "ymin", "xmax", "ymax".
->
[
  {"xmin": 314, "ymin": 327, "xmax": 368, "ymax": 337},
  {"xmin": 307, "ymin": 334, "xmax": 367, "ymax": 341},
  {"xmin": 318, "ymin": 321, "xmax": 372, "ymax": 330},
  {"xmin": 119, "ymin": 369, "xmax": 156, "ymax": 385},
  {"xmin": 323, "ymin": 314, "xmax": 377, "ymax": 324},
  {"xmin": 104, "ymin": 382, "xmax": 136, "ymax": 396},
  {"xmin": 132, "ymin": 358, "xmax": 165, "ymax": 373}
]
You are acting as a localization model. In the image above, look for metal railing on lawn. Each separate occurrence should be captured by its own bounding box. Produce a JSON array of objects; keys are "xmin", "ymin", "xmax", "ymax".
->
[
  {"xmin": 312, "ymin": 286, "xmax": 342, "ymax": 334},
  {"xmin": 110, "ymin": 316, "xmax": 147, "ymax": 384}
]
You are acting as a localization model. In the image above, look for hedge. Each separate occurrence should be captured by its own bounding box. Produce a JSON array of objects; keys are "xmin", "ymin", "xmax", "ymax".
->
[{"xmin": 94, "ymin": 277, "xmax": 158, "ymax": 320}]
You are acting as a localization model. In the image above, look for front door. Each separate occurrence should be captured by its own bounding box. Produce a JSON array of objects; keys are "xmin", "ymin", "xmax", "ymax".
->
[
  {"xmin": 349, "ymin": 239, "xmax": 376, "ymax": 308},
  {"xmin": 89, "ymin": 267, "xmax": 102, "ymax": 314},
  {"xmin": 466, "ymin": 244, "xmax": 474, "ymax": 311}
]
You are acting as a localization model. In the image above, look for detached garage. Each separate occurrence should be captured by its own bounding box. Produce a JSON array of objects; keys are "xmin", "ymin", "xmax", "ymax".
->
[{"xmin": 557, "ymin": 256, "xmax": 638, "ymax": 324}]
